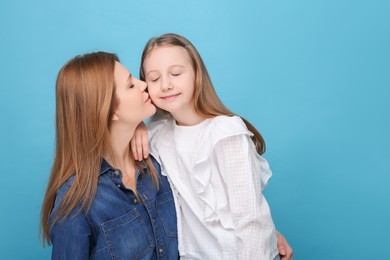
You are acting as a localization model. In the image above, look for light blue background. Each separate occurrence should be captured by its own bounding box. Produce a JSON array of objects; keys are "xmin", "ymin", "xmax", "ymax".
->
[{"xmin": 1, "ymin": 0, "xmax": 389, "ymax": 259}]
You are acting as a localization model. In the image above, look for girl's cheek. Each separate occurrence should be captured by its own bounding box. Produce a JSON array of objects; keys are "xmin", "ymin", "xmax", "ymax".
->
[{"xmin": 149, "ymin": 93, "xmax": 157, "ymax": 102}]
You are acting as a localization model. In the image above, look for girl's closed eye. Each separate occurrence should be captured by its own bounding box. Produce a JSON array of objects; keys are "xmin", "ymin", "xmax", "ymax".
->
[
  {"xmin": 170, "ymin": 66, "xmax": 183, "ymax": 77},
  {"xmin": 170, "ymin": 66, "xmax": 184, "ymax": 77},
  {"xmin": 146, "ymin": 72, "xmax": 160, "ymax": 83}
]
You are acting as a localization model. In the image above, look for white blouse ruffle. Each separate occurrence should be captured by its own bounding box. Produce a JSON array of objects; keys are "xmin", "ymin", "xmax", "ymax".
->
[{"xmin": 147, "ymin": 114, "xmax": 277, "ymax": 259}]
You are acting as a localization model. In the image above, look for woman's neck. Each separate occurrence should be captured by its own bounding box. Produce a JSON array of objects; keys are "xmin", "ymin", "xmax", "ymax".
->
[
  {"xmin": 106, "ymin": 123, "xmax": 138, "ymax": 191},
  {"xmin": 106, "ymin": 123, "xmax": 136, "ymax": 169}
]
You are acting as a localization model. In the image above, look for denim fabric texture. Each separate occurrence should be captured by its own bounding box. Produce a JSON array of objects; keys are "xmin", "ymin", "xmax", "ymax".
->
[{"xmin": 50, "ymin": 157, "xmax": 178, "ymax": 260}]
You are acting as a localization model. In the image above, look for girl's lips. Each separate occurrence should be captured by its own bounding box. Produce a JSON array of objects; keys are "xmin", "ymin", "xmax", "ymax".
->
[{"xmin": 161, "ymin": 93, "xmax": 180, "ymax": 100}]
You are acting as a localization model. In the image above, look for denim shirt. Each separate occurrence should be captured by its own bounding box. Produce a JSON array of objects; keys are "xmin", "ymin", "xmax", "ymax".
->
[{"xmin": 50, "ymin": 157, "xmax": 178, "ymax": 260}]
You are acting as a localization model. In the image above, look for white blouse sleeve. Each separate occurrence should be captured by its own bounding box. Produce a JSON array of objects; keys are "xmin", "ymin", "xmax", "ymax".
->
[
  {"xmin": 212, "ymin": 134, "xmax": 277, "ymax": 259},
  {"xmin": 146, "ymin": 114, "xmax": 172, "ymax": 164}
]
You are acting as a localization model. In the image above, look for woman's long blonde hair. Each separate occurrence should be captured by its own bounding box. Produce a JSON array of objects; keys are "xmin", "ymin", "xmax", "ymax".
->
[
  {"xmin": 140, "ymin": 33, "xmax": 266, "ymax": 154},
  {"xmin": 41, "ymin": 52, "xmax": 158, "ymax": 245}
]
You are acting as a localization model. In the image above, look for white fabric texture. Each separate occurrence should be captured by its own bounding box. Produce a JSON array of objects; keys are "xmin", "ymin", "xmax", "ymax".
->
[{"xmin": 148, "ymin": 115, "xmax": 278, "ymax": 260}]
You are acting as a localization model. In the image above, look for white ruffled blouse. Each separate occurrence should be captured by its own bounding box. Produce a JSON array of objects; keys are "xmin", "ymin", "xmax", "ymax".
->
[{"xmin": 148, "ymin": 115, "xmax": 278, "ymax": 260}]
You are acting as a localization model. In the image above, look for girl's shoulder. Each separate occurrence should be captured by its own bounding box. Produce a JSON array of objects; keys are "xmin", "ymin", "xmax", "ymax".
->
[
  {"xmin": 209, "ymin": 115, "xmax": 246, "ymax": 128},
  {"xmin": 147, "ymin": 113, "xmax": 174, "ymax": 138},
  {"xmin": 206, "ymin": 115, "xmax": 252, "ymax": 142}
]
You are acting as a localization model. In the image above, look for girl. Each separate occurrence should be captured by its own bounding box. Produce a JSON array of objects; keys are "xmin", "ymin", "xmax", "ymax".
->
[
  {"xmin": 40, "ymin": 52, "xmax": 178, "ymax": 259},
  {"xmin": 132, "ymin": 33, "xmax": 288, "ymax": 259}
]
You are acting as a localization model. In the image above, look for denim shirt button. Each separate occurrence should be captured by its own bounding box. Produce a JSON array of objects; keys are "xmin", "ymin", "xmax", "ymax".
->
[
  {"xmin": 133, "ymin": 198, "xmax": 137, "ymax": 204},
  {"xmin": 159, "ymin": 248, "xmax": 164, "ymax": 254},
  {"xmin": 117, "ymin": 184, "xmax": 121, "ymax": 188},
  {"xmin": 114, "ymin": 170, "xmax": 119, "ymax": 176}
]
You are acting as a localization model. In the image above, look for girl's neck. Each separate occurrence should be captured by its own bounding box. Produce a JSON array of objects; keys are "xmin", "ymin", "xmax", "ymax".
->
[{"xmin": 171, "ymin": 109, "xmax": 205, "ymax": 126}]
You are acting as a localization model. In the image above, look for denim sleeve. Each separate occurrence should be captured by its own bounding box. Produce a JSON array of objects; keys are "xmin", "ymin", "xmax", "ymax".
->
[{"xmin": 50, "ymin": 182, "xmax": 91, "ymax": 259}]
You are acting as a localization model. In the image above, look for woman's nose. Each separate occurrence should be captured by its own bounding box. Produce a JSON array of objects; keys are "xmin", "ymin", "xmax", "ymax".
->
[{"xmin": 139, "ymin": 79, "xmax": 148, "ymax": 92}]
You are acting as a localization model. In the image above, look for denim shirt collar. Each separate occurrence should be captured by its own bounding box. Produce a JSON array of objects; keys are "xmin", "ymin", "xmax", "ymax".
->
[{"xmin": 99, "ymin": 157, "xmax": 148, "ymax": 176}]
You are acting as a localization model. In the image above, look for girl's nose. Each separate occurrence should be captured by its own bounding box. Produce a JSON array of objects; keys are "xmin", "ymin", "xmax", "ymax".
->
[{"xmin": 160, "ymin": 77, "xmax": 173, "ymax": 91}]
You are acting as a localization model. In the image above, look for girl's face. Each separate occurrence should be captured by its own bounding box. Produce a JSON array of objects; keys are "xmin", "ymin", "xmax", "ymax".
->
[
  {"xmin": 143, "ymin": 46, "xmax": 196, "ymax": 116},
  {"xmin": 112, "ymin": 61, "xmax": 156, "ymax": 126}
]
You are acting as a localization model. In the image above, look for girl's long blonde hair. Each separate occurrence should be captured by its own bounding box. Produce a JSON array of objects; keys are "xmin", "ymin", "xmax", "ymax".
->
[
  {"xmin": 140, "ymin": 33, "xmax": 266, "ymax": 155},
  {"xmin": 41, "ymin": 52, "xmax": 158, "ymax": 245}
]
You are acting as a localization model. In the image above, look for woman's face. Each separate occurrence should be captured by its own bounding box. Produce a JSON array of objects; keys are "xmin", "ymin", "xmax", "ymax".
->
[
  {"xmin": 112, "ymin": 61, "xmax": 156, "ymax": 125},
  {"xmin": 143, "ymin": 46, "xmax": 196, "ymax": 115}
]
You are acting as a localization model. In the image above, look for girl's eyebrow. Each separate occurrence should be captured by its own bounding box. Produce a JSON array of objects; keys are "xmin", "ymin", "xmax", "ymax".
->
[
  {"xmin": 146, "ymin": 70, "xmax": 157, "ymax": 77},
  {"xmin": 170, "ymin": 64, "xmax": 184, "ymax": 69}
]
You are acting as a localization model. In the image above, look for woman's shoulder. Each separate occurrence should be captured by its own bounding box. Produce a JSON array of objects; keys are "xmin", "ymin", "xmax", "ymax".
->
[
  {"xmin": 56, "ymin": 176, "xmax": 75, "ymax": 198},
  {"xmin": 49, "ymin": 176, "xmax": 78, "ymax": 221}
]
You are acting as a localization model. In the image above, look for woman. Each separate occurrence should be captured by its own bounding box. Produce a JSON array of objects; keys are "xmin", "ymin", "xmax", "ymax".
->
[{"xmin": 40, "ymin": 52, "xmax": 178, "ymax": 259}]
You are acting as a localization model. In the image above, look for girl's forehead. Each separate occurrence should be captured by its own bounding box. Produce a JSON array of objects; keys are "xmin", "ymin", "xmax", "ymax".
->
[{"xmin": 146, "ymin": 46, "xmax": 191, "ymax": 66}]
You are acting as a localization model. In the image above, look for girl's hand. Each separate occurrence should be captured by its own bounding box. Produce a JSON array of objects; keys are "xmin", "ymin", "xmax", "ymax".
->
[
  {"xmin": 277, "ymin": 231, "xmax": 293, "ymax": 260},
  {"xmin": 131, "ymin": 122, "xmax": 149, "ymax": 161}
]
